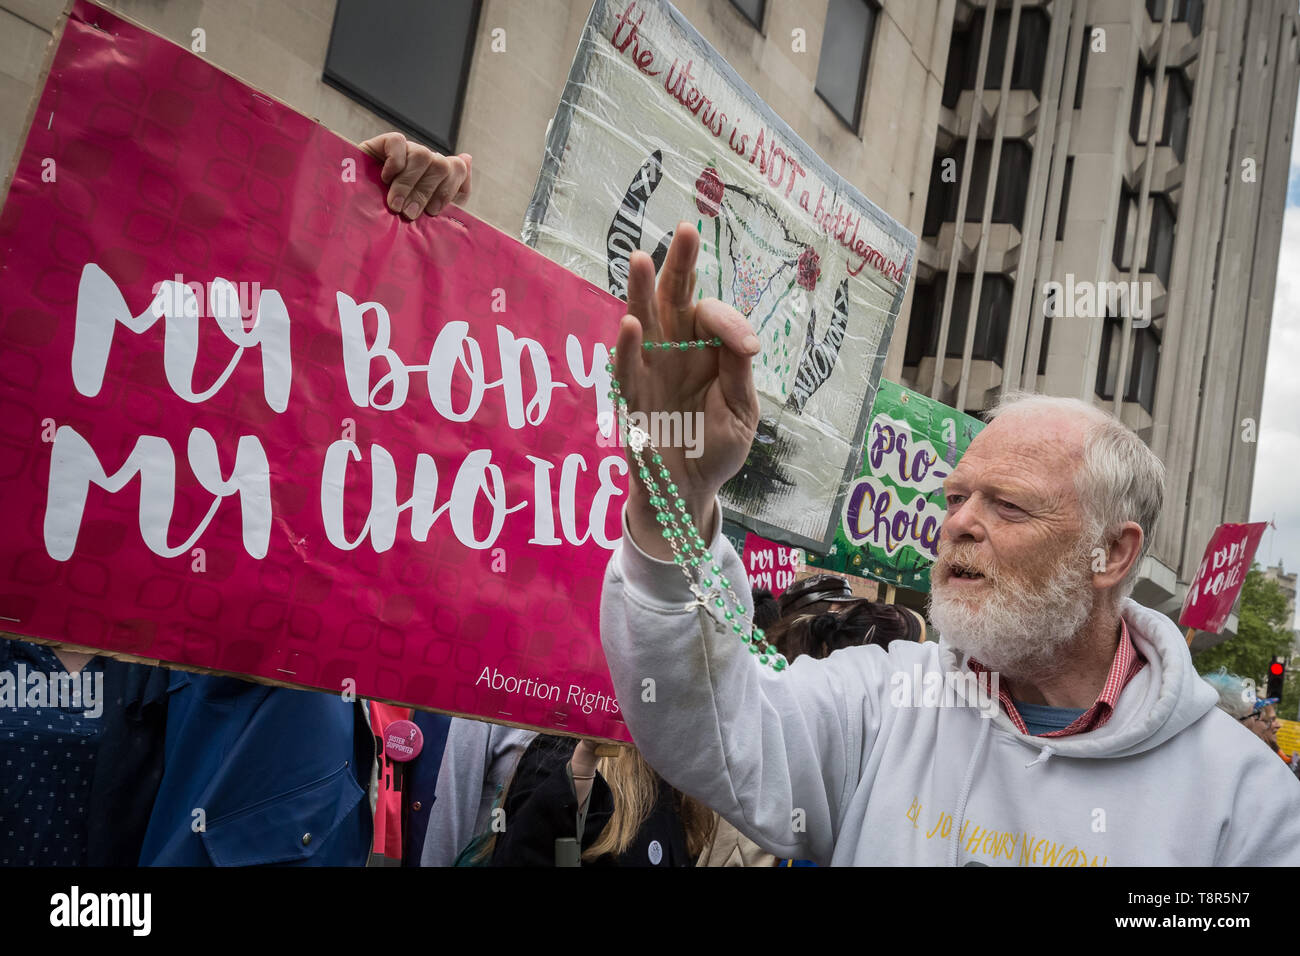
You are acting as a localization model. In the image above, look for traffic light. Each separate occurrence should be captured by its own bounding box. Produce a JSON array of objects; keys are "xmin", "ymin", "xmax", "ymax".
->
[{"xmin": 1267, "ymin": 658, "xmax": 1285, "ymax": 700}]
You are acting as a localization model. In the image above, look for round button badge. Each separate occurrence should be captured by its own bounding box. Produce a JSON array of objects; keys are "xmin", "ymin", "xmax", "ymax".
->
[
  {"xmin": 384, "ymin": 719, "xmax": 423, "ymax": 762},
  {"xmin": 648, "ymin": 839, "xmax": 663, "ymax": 865}
]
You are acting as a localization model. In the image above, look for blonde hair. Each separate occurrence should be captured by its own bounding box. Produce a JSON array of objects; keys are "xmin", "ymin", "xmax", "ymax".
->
[{"xmin": 583, "ymin": 746, "xmax": 715, "ymax": 862}]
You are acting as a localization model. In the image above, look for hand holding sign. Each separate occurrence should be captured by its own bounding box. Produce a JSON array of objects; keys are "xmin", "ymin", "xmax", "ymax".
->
[
  {"xmin": 358, "ymin": 131, "xmax": 472, "ymax": 220},
  {"xmin": 613, "ymin": 223, "xmax": 761, "ymax": 560}
]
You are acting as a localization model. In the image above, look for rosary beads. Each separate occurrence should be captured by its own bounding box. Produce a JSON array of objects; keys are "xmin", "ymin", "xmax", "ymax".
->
[{"xmin": 607, "ymin": 338, "xmax": 788, "ymax": 672}]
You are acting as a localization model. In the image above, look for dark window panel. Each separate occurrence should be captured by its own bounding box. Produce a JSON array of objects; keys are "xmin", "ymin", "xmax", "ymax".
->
[
  {"xmin": 1096, "ymin": 316, "xmax": 1160, "ymax": 413},
  {"xmin": 905, "ymin": 277, "xmax": 938, "ymax": 367},
  {"xmin": 1162, "ymin": 69, "xmax": 1192, "ymax": 162},
  {"xmin": 905, "ymin": 274, "xmax": 1014, "ymax": 369},
  {"xmin": 815, "ymin": 0, "xmax": 880, "ymax": 130},
  {"xmin": 1130, "ymin": 60, "xmax": 1155, "ymax": 144},
  {"xmin": 961, "ymin": 9, "xmax": 1050, "ymax": 93},
  {"xmin": 942, "ymin": 21, "xmax": 968, "ymax": 108},
  {"xmin": 1038, "ymin": 315, "xmax": 1052, "ymax": 376},
  {"xmin": 1011, "ymin": 8, "xmax": 1049, "ymax": 93},
  {"xmin": 965, "ymin": 140, "xmax": 1031, "ymax": 225},
  {"xmin": 1074, "ymin": 24, "xmax": 1091, "ymax": 109},
  {"xmin": 324, "ymin": 0, "xmax": 480, "ymax": 154},
  {"xmin": 923, "ymin": 149, "xmax": 954, "ymax": 237},
  {"xmin": 1056, "ymin": 156, "xmax": 1074, "ymax": 241},
  {"xmin": 1145, "ymin": 194, "xmax": 1176, "ymax": 286},
  {"xmin": 1114, "ymin": 183, "xmax": 1136, "ymax": 271},
  {"xmin": 1133, "ymin": 325, "xmax": 1161, "ymax": 414},
  {"xmin": 730, "ymin": 0, "xmax": 765, "ymax": 30}
]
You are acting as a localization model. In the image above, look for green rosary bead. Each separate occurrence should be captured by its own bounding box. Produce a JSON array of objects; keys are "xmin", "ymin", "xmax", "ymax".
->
[{"xmin": 615, "ymin": 331, "xmax": 786, "ymax": 674}]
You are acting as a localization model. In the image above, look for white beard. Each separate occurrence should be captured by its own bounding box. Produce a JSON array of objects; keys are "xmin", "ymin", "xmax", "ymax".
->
[{"xmin": 928, "ymin": 542, "xmax": 1097, "ymax": 677}]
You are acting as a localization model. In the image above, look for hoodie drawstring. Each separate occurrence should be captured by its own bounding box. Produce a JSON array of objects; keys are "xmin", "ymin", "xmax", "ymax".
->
[
  {"xmin": 1025, "ymin": 744, "xmax": 1056, "ymax": 769},
  {"xmin": 947, "ymin": 717, "xmax": 992, "ymax": 866}
]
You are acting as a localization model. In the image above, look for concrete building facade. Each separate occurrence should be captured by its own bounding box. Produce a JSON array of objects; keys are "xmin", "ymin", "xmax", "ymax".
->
[
  {"xmin": 1, "ymin": 0, "xmax": 1296, "ymax": 644},
  {"xmin": 902, "ymin": 0, "xmax": 1300, "ymax": 645}
]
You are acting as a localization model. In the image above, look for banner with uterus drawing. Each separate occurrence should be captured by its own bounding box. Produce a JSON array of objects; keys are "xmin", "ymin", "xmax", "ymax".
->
[
  {"xmin": 0, "ymin": 0, "xmax": 636, "ymax": 742},
  {"xmin": 524, "ymin": 0, "xmax": 916, "ymax": 553}
]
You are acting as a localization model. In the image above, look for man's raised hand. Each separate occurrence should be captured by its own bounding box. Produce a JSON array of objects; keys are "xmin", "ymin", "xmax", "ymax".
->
[{"xmin": 612, "ymin": 222, "xmax": 760, "ymax": 561}]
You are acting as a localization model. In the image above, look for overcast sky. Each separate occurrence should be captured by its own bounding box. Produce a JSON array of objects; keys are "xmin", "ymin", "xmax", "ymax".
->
[{"xmin": 1249, "ymin": 107, "xmax": 1300, "ymax": 627}]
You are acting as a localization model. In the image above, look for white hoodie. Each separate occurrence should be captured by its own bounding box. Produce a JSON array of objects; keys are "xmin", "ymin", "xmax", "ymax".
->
[{"xmin": 600, "ymin": 505, "xmax": 1300, "ymax": 866}]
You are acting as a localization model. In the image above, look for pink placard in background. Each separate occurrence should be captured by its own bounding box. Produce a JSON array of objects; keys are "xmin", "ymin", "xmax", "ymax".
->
[
  {"xmin": 742, "ymin": 532, "xmax": 803, "ymax": 596},
  {"xmin": 1178, "ymin": 521, "xmax": 1268, "ymax": 634},
  {"xmin": 0, "ymin": 1, "xmax": 635, "ymax": 741}
]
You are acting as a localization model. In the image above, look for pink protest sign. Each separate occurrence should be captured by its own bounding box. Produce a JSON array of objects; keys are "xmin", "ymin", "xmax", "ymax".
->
[
  {"xmin": 742, "ymin": 532, "xmax": 802, "ymax": 596},
  {"xmin": 1178, "ymin": 522, "xmax": 1268, "ymax": 633},
  {"xmin": 0, "ymin": 1, "xmax": 634, "ymax": 741}
]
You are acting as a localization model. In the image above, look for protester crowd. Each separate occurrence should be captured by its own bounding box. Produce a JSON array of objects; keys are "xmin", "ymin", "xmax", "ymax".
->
[
  {"xmin": 0, "ymin": 571, "xmax": 925, "ymax": 867},
  {"xmin": 5, "ymin": 131, "xmax": 1299, "ymax": 869}
]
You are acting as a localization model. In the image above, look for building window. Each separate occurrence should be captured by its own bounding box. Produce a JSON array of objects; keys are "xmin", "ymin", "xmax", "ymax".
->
[
  {"xmin": 1162, "ymin": 69, "xmax": 1192, "ymax": 162},
  {"xmin": 816, "ymin": 0, "xmax": 880, "ymax": 130},
  {"xmin": 1113, "ymin": 183, "xmax": 1137, "ymax": 271},
  {"xmin": 1038, "ymin": 315, "xmax": 1052, "ymax": 376},
  {"xmin": 1148, "ymin": 0, "xmax": 1204, "ymax": 35},
  {"xmin": 905, "ymin": 277, "xmax": 939, "ymax": 367},
  {"xmin": 966, "ymin": 140, "xmax": 1032, "ymax": 224},
  {"xmin": 1074, "ymin": 24, "xmax": 1091, "ymax": 109},
  {"xmin": 1145, "ymin": 194, "xmax": 1176, "ymax": 287},
  {"xmin": 1130, "ymin": 59, "xmax": 1156, "ymax": 145},
  {"xmin": 730, "ymin": 0, "xmax": 765, "ymax": 30},
  {"xmin": 924, "ymin": 149, "xmax": 954, "ymax": 237},
  {"xmin": 1056, "ymin": 157, "xmax": 1074, "ymax": 241},
  {"xmin": 1096, "ymin": 316, "xmax": 1161, "ymax": 413},
  {"xmin": 948, "ymin": 8, "xmax": 1051, "ymax": 98},
  {"xmin": 942, "ymin": 22, "xmax": 968, "ymax": 109},
  {"xmin": 324, "ymin": 0, "xmax": 480, "ymax": 154},
  {"xmin": 904, "ymin": 273, "xmax": 1014, "ymax": 366}
]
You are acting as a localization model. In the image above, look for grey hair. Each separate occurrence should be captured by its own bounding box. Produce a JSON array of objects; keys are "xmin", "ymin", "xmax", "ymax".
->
[
  {"xmin": 1202, "ymin": 668, "xmax": 1258, "ymax": 720},
  {"xmin": 985, "ymin": 391, "xmax": 1166, "ymax": 601}
]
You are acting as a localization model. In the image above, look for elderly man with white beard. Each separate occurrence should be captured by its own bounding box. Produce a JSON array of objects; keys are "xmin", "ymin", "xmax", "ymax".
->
[{"xmin": 598, "ymin": 223, "xmax": 1300, "ymax": 866}]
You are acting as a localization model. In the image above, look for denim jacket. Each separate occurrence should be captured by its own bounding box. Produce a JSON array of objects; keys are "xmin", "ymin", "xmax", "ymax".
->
[{"xmin": 138, "ymin": 673, "xmax": 373, "ymax": 866}]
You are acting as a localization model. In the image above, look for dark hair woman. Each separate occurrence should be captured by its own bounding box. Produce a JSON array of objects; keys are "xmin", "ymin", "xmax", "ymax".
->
[{"xmin": 767, "ymin": 574, "xmax": 926, "ymax": 662}]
